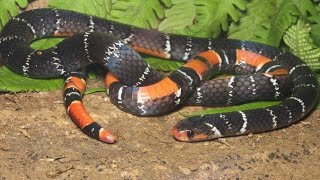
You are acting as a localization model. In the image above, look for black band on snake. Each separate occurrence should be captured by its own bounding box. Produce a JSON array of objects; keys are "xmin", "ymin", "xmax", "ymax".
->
[{"xmin": 0, "ymin": 9, "xmax": 318, "ymax": 143}]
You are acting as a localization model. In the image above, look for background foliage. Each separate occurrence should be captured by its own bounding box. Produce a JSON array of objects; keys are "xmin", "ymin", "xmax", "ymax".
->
[{"xmin": 0, "ymin": 0, "xmax": 319, "ymax": 111}]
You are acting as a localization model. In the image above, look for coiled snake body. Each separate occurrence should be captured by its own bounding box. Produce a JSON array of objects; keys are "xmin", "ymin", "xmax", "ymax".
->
[{"xmin": 0, "ymin": 9, "xmax": 318, "ymax": 143}]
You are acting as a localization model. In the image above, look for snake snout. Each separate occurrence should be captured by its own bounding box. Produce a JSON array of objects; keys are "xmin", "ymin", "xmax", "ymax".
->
[{"xmin": 171, "ymin": 126, "xmax": 191, "ymax": 142}]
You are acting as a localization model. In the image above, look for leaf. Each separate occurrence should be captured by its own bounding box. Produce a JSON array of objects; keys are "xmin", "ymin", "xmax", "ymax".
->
[
  {"xmin": 0, "ymin": 0, "xmax": 116, "ymax": 93},
  {"xmin": 0, "ymin": 66, "xmax": 63, "ymax": 92},
  {"xmin": 290, "ymin": 0, "xmax": 317, "ymax": 17},
  {"xmin": 0, "ymin": 0, "xmax": 28, "ymax": 29},
  {"xmin": 230, "ymin": 0, "xmax": 317, "ymax": 46},
  {"xmin": 160, "ymin": 0, "xmax": 172, "ymax": 7},
  {"xmin": 259, "ymin": 0, "xmax": 309, "ymax": 46},
  {"xmin": 49, "ymin": 0, "xmax": 112, "ymax": 18},
  {"xmin": 144, "ymin": 57, "xmax": 183, "ymax": 72},
  {"xmin": 30, "ymin": 38, "xmax": 64, "ymax": 50},
  {"xmin": 158, "ymin": 0, "xmax": 196, "ymax": 35},
  {"xmin": 2, "ymin": 0, "xmax": 320, "ymax": 96},
  {"xmin": 0, "ymin": 0, "xmax": 66, "ymax": 92},
  {"xmin": 84, "ymin": 87, "xmax": 106, "ymax": 94},
  {"xmin": 309, "ymin": 16, "xmax": 320, "ymax": 46},
  {"xmin": 228, "ymin": 0, "xmax": 277, "ymax": 43},
  {"xmin": 109, "ymin": 0, "xmax": 165, "ymax": 29},
  {"xmin": 186, "ymin": 0, "xmax": 246, "ymax": 38},
  {"xmin": 184, "ymin": 101, "xmax": 281, "ymax": 117},
  {"xmin": 283, "ymin": 19, "xmax": 320, "ymax": 72},
  {"xmin": 0, "ymin": 65, "xmax": 105, "ymax": 93}
]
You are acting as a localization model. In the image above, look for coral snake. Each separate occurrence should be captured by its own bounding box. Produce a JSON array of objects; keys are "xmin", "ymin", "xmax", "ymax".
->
[{"xmin": 0, "ymin": 9, "xmax": 318, "ymax": 143}]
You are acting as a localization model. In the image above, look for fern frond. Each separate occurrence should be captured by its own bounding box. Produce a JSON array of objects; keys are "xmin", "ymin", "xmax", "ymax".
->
[
  {"xmin": 309, "ymin": 15, "xmax": 320, "ymax": 46},
  {"xmin": 185, "ymin": 0, "xmax": 246, "ymax": 38},
  {"xmin": 229, "ymin": 0, "xmax": 317, "ymax": 46},
  {"xmin": 0, "ymin": 67, "xmax": 63, "ymax": 92},
  {"xmin": 158, "ymin": 0, "xmax": 196, "ymax": 35},
  {"xmin": 145, "ymin": 57, "xmax": 183, "ymax": 72},
  {"xmin": 228, "ymin": 0, "xmax": 276, "ymax": 44},
  {"xmin": 109, "ymin": 0, "xmax": 166, "ymax": 29},
  {"xmin": 49, "ymin": 0, "xmax": 112, "ymax": 18},
  {"xmin": 284, "ymin": 19, "xmax": 320, "ymax": 72},
  {"xmin": 0, "ymin": 0, "xmax": 28, "ymax": 29}
]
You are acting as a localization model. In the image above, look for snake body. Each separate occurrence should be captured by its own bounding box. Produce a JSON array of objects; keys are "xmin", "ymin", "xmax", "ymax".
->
[{"xmin": 0, "ymin": 9, "xmax": 318, "ymax": 143}]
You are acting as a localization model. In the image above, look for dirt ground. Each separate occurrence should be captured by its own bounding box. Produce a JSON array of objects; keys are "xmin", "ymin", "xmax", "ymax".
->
[{"xmin": 0, "ymin": 78, "xmax": 319, "ymax": 179}]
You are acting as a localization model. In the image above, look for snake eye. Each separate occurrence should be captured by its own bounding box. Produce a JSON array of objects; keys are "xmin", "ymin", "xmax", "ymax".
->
[{"xmin": 186, "ymin": 130, "xmax": 194, "ymax": 139}]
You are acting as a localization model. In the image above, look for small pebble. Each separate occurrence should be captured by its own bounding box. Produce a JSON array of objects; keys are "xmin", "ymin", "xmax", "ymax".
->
[
  {"xmin": 179, "ymin": 166, "xmax": 191, "ymax": 175},
  {"xmin": 152, "ymin": 165, "xmax": 168, "ymax": 171},
  {"xmin": 130, "ymin": 169, "xmax": 140, "ymax": 177},
  {"xmin": 211, "ymin": 163, "xmax": 219, "ymax": 173},
  {"xmin": 58, "ymin": 157, "xmax": 70, "ymax": 163},
  {"xmin": 96, "ymin": 165, "xmax": 107, "ymax": 172},
  {"xmin": 200, "ymin": 163, "xmax": 210, "ymax": 170},
  {"xmin": 0, "ymin": 134, "xmax": 5, "ymax": 140},
  {"xmin": 142, "ymin": 148, "xmax": 149, "ymax": 153},
  {"xmin": 0, "ymin": 120, "xmax": 7, "ymax": 127},
  {"xmin": 111, "ymin": 164, "xmax": 117, "ymax": 169},
  {"xmin": 174, "ymin": 144, "xmax": 184, "ymax": 149},
  {"xmin": 189, "ymin": 165, "xmax": 198, "ymax": 171},
  {"xmin": 120, "ymin": 171, "xmax": 129, "ymax": 178},
  {"xmin": 20, "ymin": 129, "xmax": 31, "ymax": 139}
]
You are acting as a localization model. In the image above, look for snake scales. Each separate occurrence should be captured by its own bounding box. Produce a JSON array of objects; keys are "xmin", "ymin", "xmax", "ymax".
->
[{"xmin": 0, "ymin": 9, "xmax": 318, "ymax": 143}]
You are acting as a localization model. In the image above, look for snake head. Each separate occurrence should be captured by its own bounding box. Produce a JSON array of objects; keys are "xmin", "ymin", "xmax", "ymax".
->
[{"xmin": 171, "ymin": 117, "xmax": 213, "ymax": 142}]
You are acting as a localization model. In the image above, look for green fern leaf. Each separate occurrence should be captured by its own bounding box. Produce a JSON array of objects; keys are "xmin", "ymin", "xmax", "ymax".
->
[
  {"xmin": 309, "ymin": 16, "xmax": 320, "ymax": 46},
  {"xmin": 0, "ymin": 0, "xmax": 28, "ymax": 29},
  {"xmin": 290, "ymin": 0, "xmax": 317, "ymax": 17},
  {"xmin": 265, "ymin": 0, "xmax": 300, "ymax": 46},
  {"xmin": 186, "ymin": 0, "xmax": 246, "ymax": 38},
  {"xmin": 0, "ymin": 0, "xmax": 115, "ymax": 93},
  {"xmin": 49, "ymin": 0, "xmax": 112, "ymax": 18},
  {"xmin": 145, "ymin": 57, "xmax": 183, "ymax": 72},
  {"xmin": 84, "ymin": 87, "xmax": 106, "ymax": 95},
  {"xmin": 30, "ymin": 38, "xmax": 64, "ymax": 50},
  {"xmin": 109, "ymin": 0, "xmax": 166, "ymax": 29},
  {"xmin": 228, "ymin": 0, "xmax": 277, "ymax": 43},
  {"xmin": 0, "ymin": 66, "xmax": 63, "ymax": 92},
  {"xmin": 283, "ymin": 19, "xmax": 320, "ymax": 72},
  {"xmin": 158, "ymin": 0, "xmax": 196, "ymax": 35},
  {"xmin": 229, "ymin": 0, "xmax": 317, "ymax": 46},
  {"xmin": 184, "ymin": 101, "xmax": 281, "ymax": 117}
]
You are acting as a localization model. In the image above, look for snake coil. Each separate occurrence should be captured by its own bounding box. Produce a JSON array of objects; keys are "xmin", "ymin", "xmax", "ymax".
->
[{"xmin": 0, "ymin": 9, "xmax": 318, "ymax": 143}]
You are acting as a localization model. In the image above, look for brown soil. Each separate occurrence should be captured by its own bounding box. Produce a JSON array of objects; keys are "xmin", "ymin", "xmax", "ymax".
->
[{"xmin": 0, "ymin": 84, "xmax": 319, "ymax": 179}]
